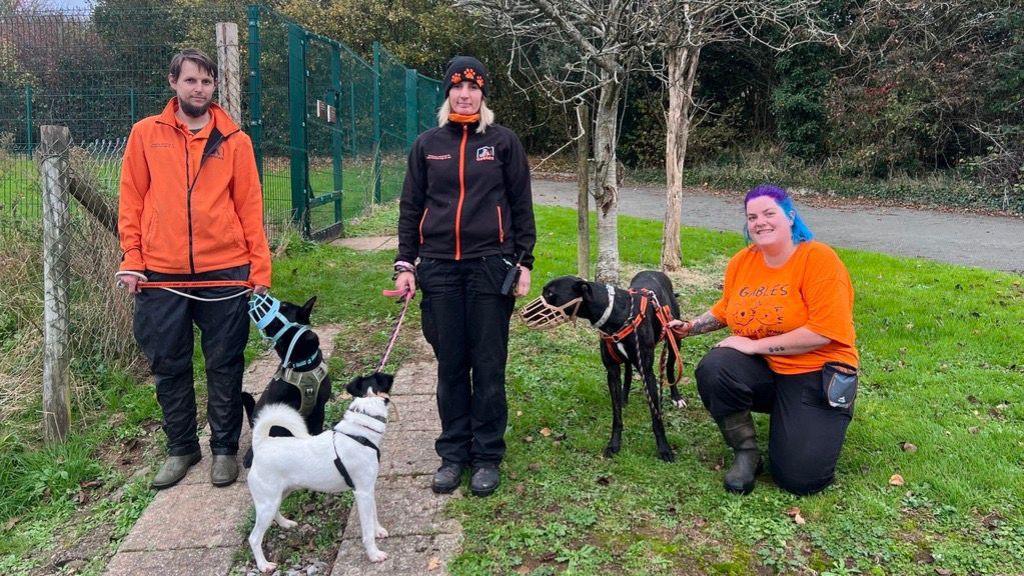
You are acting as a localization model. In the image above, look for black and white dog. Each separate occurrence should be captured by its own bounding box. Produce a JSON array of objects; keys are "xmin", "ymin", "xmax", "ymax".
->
[
  {"xmin": 524, "ymin": 271, "xmax": 684, "ymax": 462},
  {"xmin": 247, "ymin": 372, "xmax": 394, "ymax": 572},
  {"xmin": 242, "ymin": 295, "xmax": 332, "ymax": 468}
]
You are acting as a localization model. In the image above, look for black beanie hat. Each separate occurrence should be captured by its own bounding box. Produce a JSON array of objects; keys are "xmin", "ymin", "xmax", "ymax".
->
[{"xmin": 443, "ymin": 56, "xmax": 488, "ymax": 98}]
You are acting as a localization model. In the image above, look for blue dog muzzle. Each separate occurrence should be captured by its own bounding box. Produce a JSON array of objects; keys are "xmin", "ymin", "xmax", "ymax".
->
[{"xmin": 249, "ymin": 292, "xmax": 314, "ymax": 368}]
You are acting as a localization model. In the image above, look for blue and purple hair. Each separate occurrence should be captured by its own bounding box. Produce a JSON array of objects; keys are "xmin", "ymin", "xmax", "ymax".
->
[{"xmin": 742, "ymin": 184, "xmax": 814, "ymax": 244}]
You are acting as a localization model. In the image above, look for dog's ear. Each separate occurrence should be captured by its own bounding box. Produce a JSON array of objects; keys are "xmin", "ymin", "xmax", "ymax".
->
[
  {"xmin": 298, "ymin": 296, "xmax": 317, "ymax": 324},
  {"xmin": 375, "ymin": 372, "xmax": 395, "ymax": 394},
  {"xmin": 573, "ymin": 280, "xmax": 591, "ymax": 296},
  {"xmin": 345, "ymin": 375, "xmax": 368, "ymax": 398}
]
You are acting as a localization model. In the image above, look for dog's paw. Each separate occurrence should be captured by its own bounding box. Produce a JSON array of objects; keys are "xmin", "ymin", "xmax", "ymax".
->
[
  {"xmin": 672, "ymin": 398, "xmax": 687, "ymax": 409},
  {"xmin": 257, "ymin": 561, "xmax": 277, "ymax": 573},
  {"xmin": 367, "ymin": 550, "xmax": 388, "ymax": 563},
  {"xmin": 658, "ymin": 450, "xmax": 676, "ymax": 463},
  {"xmin": 376, "ymin": 526, "xmax": 389, "ymax": 539}
]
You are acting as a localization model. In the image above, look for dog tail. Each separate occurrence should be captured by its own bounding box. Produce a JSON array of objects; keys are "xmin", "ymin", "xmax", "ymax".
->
[
  {"xmin": 241, "ymin": 392, "xmax": 256, "ymax": 428},
  {"xmin": 252, "ymin": 403, "xmax": 310, "ymax": 449}
]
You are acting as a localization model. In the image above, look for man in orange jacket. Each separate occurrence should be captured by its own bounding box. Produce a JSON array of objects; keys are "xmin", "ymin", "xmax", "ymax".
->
[{"xmin": 115, "ymin": 49, "xmax": 271, "ymax": 489}]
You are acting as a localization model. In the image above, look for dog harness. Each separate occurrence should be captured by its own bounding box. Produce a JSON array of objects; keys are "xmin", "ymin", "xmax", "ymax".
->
[
  {"xmin": 251, "ymin": 293, "xmax": 330, "ymax": 414},
  {"xmin": 274, "ymin": 360, "xmax": 329, "ymax": 417},
  {"xmin": 598, "ymin": 288, "xmax": 685, "ymax": 388},
  {"xmin": 331, "ymin": 408, "xmax": 386, "ymax": 488}
]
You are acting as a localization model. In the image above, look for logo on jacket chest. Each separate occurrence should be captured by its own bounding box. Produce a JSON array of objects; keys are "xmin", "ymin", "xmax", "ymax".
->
[
  {"xmin": 475, "ymin": 146, "xmax": 495, "ymax": 161},
  {"xmin": 426, "ymin": 153, "xmax": 452, "ymax": 161}
]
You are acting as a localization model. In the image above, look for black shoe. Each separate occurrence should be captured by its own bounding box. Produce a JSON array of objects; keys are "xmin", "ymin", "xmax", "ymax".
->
[
  {"xmin": 431, "ymin": 462, "xmax": 465, "ymax": 494},
  {"xmin": 470, "ymin": 465, "xmax": 500, "ymax": 497}
]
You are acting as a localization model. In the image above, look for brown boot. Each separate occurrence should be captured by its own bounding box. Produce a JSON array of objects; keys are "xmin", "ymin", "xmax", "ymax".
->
[
  {"xmin": 715, "ymin": 412, "xmax": 762, "ymax": 495},
  {"xmin": 151, "ymin": 451, "xmax": 201, "ymax": 490}
]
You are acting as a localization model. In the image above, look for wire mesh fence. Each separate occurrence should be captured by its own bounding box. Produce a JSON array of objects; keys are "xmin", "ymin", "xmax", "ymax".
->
[
  {"xmin": 1, "ymin": 129, "xmax": 139, "ymax": 436},
  {"xmin": 0, "ymin": 3, "xmax": 442, "ymax": 440}
]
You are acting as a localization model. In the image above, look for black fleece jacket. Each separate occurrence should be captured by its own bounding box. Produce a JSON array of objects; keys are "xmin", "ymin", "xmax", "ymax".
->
[{"xmin": 396, "ymin": 120, "xmax": 536, "ymax": 269}]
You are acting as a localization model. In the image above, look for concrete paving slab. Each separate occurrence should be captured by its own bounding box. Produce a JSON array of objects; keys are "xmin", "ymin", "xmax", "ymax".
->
[
  {"xmin": 330, "ymin": 533, "xmax": 462, "ymax": 576},
  {"xmin": 332, "ymin": 236, "xmax": 397, "ymax": 251},
  {"xmin": 380, "ymin": 431, "xmax": 443, "ymax": 477},
  {"xmin": 104, "ymin": 548, "xmax": 235, "ymax": 576},
  {"xmin": 392, "ymin": 361, "xmax": 438, "ymax": 396},
  {"xmin": 119, "ymin": 483, "xmax": 251, "ymax": 552},
  {"xmin": 341, "ymin": 475, "xmax": 460, "ymax": 540}
]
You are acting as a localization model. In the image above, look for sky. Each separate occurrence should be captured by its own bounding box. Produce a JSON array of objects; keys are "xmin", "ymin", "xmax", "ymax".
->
[{"xmin": 44, "ymin": 0, "xmax": 93, "ymax": 10}]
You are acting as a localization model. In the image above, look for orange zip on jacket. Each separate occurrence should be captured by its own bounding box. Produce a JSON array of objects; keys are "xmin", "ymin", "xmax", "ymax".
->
[{"xmin": 117, "ymin": 98, "xmax": 272, "ymax": 287}]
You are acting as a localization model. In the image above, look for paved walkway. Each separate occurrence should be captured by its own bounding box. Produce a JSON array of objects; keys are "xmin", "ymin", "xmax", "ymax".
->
[
  {"xmin": 105, "ymin": 320, "xmax": 462, "ymax": 576},
  {"xmin": 531, "ymin": 179, "xmax": 1023, "ymax": 272}
]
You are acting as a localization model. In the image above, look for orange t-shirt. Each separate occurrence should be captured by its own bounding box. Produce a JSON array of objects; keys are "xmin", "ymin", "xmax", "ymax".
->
[{"xmin": 710, "ymin": 241, "xmax": 858, "ymax": 374}]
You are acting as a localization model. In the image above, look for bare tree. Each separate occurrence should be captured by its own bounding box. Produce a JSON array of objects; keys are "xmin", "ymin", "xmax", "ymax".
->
[
  {"xmin": 655, "ymin": 0, "xmax": 840, "ymax": 271},
  {"xmin": 461, "ymin": 0, "xmax": 659, "ymax": 284}
]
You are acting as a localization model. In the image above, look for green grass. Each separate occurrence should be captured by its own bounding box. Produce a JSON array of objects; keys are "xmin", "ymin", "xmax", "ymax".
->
[
  {"xmin": 309, "ymin": 202, "xmax": 1024, "ymax": 575},
  {"xmin": 1, "ymin": 200, "xmax": 1021, "ymax": 575}
]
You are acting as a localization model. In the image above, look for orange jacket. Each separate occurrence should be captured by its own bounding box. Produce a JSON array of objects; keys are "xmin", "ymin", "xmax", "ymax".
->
[{"xmin": 117, "ymin": 98, "xmax": 271, "ymax": 286}]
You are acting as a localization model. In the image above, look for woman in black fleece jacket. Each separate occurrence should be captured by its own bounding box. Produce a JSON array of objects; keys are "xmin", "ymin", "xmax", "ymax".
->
[{"xmin": 394, "ymin": 56, "xmax": 536, "ymax": 497}]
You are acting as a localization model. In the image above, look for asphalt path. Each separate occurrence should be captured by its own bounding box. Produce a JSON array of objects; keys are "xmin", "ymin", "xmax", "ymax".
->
[{"xmin": 532, "ymin": 179, "xmax": 1023, "ymax": 273}]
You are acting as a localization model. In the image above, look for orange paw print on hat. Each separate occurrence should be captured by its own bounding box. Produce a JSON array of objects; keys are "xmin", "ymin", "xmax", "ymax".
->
[
  {"xmin": 451, "ymin": 72, "xmax": 463, "ymax": 84},
  {"xmin": 464, "ymin": 68, "xmax": 476, "ymax": 79}
]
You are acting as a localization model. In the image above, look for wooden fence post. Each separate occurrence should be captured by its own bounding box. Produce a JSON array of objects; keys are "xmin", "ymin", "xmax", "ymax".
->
[
  {"xmin": 38, "ymin": 125, "xmax": 71, "ymax": 444},
  {"xmin": 216, "ymin": 22, "xmax": 241, "ymax": 125}
]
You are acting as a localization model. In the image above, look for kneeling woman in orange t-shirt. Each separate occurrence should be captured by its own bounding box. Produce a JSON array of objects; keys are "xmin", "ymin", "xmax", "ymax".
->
[{"xmin": 670, "ymin": 184, "xmax": 858, "ymax": 496}]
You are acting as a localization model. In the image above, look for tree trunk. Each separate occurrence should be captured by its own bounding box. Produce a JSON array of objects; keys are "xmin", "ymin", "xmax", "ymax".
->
[
  {"xmin": 592, "ymin": 76, "xmax": 621, "ymax": 285},
  {"xmin": 576, "ymin": 102, "xmax": 590, "ymax": 278},
  {"xmin": 661, "ymin": 44, "xmax": 701, "ymax": 271}
]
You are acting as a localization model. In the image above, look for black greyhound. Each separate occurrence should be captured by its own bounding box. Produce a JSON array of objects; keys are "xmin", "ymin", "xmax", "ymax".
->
[
  {"xmin": 241, "ymin": 296, "xmax": 332, "ymax": 467},
  {"xmin": 537, "ymin": 271, "xmax": 683, "ymax": 462}
]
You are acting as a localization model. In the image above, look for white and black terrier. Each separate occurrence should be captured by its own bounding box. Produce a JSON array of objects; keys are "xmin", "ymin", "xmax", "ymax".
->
[{"xmin": 247, "ymin": 372, "xmax": 394, "ymax": 572}]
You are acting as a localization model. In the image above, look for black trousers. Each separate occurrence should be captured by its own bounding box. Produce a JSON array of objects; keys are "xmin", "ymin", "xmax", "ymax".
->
[
  {"xmin": 695, "ymin": 347, "xmax": 853, "ymax": 495},
  {"xmin": 417, "ymin": 256, "xmax": 516, "ymax": 467},
  {"xmin": 133, "ymin": 265, "xmax": 251, "ymax": 456}
]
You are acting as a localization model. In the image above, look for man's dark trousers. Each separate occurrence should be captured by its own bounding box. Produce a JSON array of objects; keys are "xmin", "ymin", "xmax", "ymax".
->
[
  {"xmin": 134, "ymin": 265, "xmax": 250, "ymax": 456},
  {"xmin": 417, "ymin": 256, "xmax": 515, "ymax": 468}
]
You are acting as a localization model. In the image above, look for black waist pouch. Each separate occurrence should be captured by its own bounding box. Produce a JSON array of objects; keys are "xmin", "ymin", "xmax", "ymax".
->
[{"xmin": 822, "ymin": 361, "xmax": 858, "ymax": 409}]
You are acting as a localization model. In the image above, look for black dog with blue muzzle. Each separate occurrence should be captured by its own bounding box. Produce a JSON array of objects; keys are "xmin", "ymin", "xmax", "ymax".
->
[{"xmin": 241, "ymin": 293, "xmax": 332, "ymax": 468}]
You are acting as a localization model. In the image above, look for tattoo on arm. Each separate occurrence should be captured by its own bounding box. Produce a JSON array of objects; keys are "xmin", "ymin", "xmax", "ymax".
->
[
  {"xmin": 688, "ymin": 312, "xmax": 726, "ymax": 335},
  {"xmin": 767, "ymin": 346, "xmax": 786, "ymax": 353}
]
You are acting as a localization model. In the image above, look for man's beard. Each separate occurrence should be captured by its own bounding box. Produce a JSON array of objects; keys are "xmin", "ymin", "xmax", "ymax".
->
[{"xmin": 179, "ymin": 96, "xmax": 212, "ymax": 118}]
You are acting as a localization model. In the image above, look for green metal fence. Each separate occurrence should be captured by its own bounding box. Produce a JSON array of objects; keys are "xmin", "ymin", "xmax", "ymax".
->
[{"xmin": 0, "ymin": 4, "xmax": 443, "ymax": 241}]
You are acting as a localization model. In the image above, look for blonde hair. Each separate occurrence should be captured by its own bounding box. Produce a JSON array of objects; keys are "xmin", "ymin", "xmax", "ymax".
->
[{"xmin": 437, "ymin": 99, "xmax": 494, "ymax": 134}]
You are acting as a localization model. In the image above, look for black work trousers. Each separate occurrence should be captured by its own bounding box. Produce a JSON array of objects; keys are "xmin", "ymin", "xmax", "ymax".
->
[
  {"xmin": 695, "ymin": 347, "xmax": 854, "ymax": 495},
  {"xmin": 417, "ymin": 256, "xmax": 516, "ymax": 467},
  {"xmin": 133, "ymin": 265, "xmax": 251, "ymax": 456}
]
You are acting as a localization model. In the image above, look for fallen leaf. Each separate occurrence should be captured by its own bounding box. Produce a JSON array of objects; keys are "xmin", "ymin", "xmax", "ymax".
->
[
  {"xmin": 935, "ymin": 569, "xmax": 952, "ymax": 576},
  {"xmin": 889, "ymin": 474, "xmax": 905, "ymax": 486},
  {"xmin": 514, "ymin": 483, "xmax": 526, "ymax": 496},
  {"xmin": 523, "ymin": 435, "xmax": 534, "ymax": 443},
  {"xmin": 528, "ymin": 462, "xmax": 541, "ymax": 472},
  {"xmin": 427, "ymin": 556, "xmax": 442, "ymax": 571},
  {"xmin": 2, "ymin": 517, "xmax": 19, "ymax": 531},
  {"xmin": 785, "ymin": 507, "xmax": 806, "ymax": 525},
  {"xmin": 516, "ymin": 410, "xmax": 523, "ymax": 417},
  {"xmin": 539, "ymin": 427, "xmax": 552, "ymax": 437},
  {"xmin": 968, "ymin": 426, "xmax": 980, "ymax": 434},
  {"xmin": 901, "ymin": 442, "xmax": 918, "ymax": 453}
]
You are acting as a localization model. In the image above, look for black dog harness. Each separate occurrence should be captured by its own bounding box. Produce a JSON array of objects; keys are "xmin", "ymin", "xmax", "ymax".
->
[{"xmin": 330, "ymin": 412, "xmax": 386, "ymax": 488}]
